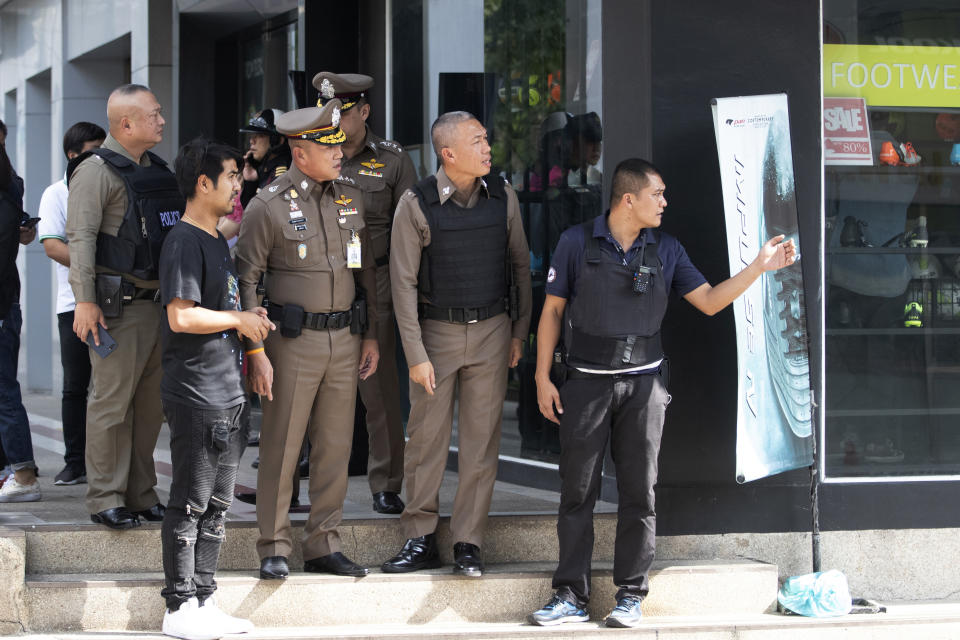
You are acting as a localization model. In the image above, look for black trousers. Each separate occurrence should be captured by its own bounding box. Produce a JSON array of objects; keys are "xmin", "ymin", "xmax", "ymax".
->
[
  {"xmin": 160, "ymin": 399, "xmax": 247, "ymax": 610},
  {"xmin": 57, "ymin": 312, "xmax": 90, "ymax": 471},
  {"xmin": 552, "ymin": 367, "xmax": 670, "ymax": 605}
]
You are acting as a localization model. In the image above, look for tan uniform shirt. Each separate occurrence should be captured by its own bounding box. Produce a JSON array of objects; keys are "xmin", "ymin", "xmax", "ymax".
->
[
  {"xmin": 235, "ymin": 164, "xmax": 378, "ymax": 350},
  {"xmin": 66, "ymin": 134, "xmax": 159, "ymax": 303},
  {"xmin": 390, "ymin": 167, "xmax": 532, "ymax": 367},
  {"xmin": 339, "ymin": 127, "xmax": 417, "ymax": 262}
]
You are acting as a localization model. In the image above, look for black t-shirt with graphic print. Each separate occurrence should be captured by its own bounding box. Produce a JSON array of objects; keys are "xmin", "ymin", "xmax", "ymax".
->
[{"xmin": 159, "ymin": 221, "xmax": 245, "ymax": 410}]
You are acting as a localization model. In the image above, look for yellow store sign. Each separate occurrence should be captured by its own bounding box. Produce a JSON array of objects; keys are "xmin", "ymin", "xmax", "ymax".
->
[{"xmin": 824, "ymin": 44, "xmax": 960, "ymax": 108}]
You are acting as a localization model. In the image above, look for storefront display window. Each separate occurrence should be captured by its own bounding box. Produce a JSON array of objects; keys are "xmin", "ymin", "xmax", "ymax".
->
[{"xmin": 823, "ymin": 2, "xmax": 960, "ymax": 479}]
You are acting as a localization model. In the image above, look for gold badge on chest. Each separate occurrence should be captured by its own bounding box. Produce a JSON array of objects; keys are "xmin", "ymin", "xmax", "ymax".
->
[{"xmin": 358, "ymin": 158, "xmax": 384, "ymax": 178}]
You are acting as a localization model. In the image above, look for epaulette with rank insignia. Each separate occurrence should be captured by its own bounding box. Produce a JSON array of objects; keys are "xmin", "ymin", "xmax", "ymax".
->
[
  {"xmin": 260, "ymin": 175, "xmax": 292, "ymax": 202},
  {"xmin": 378, "ymin": 140, "xmax": 404, "ymax": 154},
  {"xmin": 274, "ymin": 166, "xmax": 287, "ymax": 177},
  {"xmin": 336, "ymin": 174, "xmax": 357, "ymax": 186}
]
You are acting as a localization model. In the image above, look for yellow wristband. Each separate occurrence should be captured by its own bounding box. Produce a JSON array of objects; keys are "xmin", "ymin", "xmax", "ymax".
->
[{"xmin": 245, "ymin": 347, "xmax": 264, "ymax": 356}]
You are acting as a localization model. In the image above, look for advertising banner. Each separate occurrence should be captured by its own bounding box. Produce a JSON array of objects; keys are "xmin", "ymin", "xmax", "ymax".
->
[
  {"xmin": 824, "ymin": 44, "xmax": 960, "ymax": 108},
  {"xmin": 823, "ymin": 97, "xmax": 873, "ymax": 166},
  {"xmin": 711, "ymin": 93, "xmax": 814, "ymax": 483}
]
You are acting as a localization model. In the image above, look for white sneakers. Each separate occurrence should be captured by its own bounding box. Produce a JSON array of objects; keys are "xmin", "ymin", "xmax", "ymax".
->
[
  {"xmin": 162, "ymin": 596, "xmax": 253, "ymax": 640},
  {"xmin": 201, "ymin": 598, "xmax": 255, "ymax": 635},
  {"xmin": 0, "ymin": 476, "xmax": 41, "ymax": 502}
]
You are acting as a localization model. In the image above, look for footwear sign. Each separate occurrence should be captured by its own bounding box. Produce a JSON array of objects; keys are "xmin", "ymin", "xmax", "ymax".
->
[
  {"xmin": 711, "ymin": 93, "xmax": 814, "ymax": 483},
  {"xmin": 823, "ymin": 97, "xmax": 873, "ymax": 166}
]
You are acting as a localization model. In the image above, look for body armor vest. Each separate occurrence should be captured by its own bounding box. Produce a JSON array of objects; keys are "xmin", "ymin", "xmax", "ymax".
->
[
  {"xmin": 413, "ymin": 175, "xmax": 509, "ymax": 309},
  {"xmin": 566, "ymin": 218, "xmax": 668, "ymax": 369},
  {"xmin": 69, "ymin": 148, "xmax": 185, "ymax": 281}
]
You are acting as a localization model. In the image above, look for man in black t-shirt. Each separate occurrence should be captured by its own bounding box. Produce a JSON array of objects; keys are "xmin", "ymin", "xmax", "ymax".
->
[{"xmin": 158, "ymin": 138, "xmax": 274, "ymax": 640}]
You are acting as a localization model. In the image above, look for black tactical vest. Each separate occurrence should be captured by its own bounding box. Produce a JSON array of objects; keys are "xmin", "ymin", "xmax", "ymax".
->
[
  {"xmin": 69, "ymin": 148, "xmax": 185, "ymax": 281},
  {"xmin": 413, "ymin": 175, "xmax": 509, "ymax": 309},
  {"xmin": 565, "ymin": 218, "xmax": 668, "ymax": 369}
]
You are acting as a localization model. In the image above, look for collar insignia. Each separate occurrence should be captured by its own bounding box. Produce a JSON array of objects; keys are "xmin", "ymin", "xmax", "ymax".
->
[
  {"xmin": 301, "ymin": 180, "xmax": 309, "ymax": 190},
  {"xmin": 268, "ymin": 185, "xmax": 279, "ymax": 192},
  {"xmin": 442, "ymin": 186, "xmax": 451, "ymax": 196}
]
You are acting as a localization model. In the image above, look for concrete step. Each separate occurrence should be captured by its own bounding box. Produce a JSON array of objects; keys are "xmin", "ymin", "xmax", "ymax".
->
[
  {"xmin": 23, "ymin": 559, "xmax": 776, "ymax": 632},
  {"xmin": 25, "ymin": 514, "xmax": 615, "ymax": 574},
  {"xmin": 15, "ymin": 602, "xmax": 960, "ymax": 639}
]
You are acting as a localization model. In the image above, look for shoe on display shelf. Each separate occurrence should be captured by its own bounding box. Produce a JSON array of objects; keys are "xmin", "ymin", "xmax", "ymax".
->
[
  {"xmin": 899, "ymin": 141, "xmax": 921, "ymax": 166},
  {"xmin": 878, "ymin": 140, "xmax": 902, "ymax": 166}
]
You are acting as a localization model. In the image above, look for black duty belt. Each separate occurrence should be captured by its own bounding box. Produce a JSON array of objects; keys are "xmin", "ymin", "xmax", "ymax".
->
[
  {"xmin": 120, "ymin": 280, "xmax": 160, "ymax": 303},
  {"xmin": 418, "ymin": 299, "xmax": 507, "ymax": 324},
  {"xmin": 266, "ymin": 303, "xmax": 352, "ymax": 330}
]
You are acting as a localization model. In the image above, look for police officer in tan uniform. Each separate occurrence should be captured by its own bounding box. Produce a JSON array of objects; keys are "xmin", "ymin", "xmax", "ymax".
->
[
  {"xmin": 382, "ymin": 111, "xmax": 532, "ymax": 577},
  {"xmin": 235, "ymin": 100, "xmax": 380, "ymax": 580},
  {"xmin": 67, "ymin": 84, "xmax": 182, "ymax": 529},
  {"xmin": 313, "ymin": 71, "xmax": 418, "ymax": 515}
]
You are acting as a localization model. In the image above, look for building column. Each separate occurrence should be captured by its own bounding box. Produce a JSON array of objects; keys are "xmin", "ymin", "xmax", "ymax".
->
[
  {"xmin": 21, "ymin": 74, "xmax": 54, "ymax": 393},
  {"xmin": 131, "ymin": 0, "xmax": 176, "ymax": 161}
]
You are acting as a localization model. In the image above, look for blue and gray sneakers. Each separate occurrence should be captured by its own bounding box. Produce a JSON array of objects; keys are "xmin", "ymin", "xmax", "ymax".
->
[
  {"xmin": 527, "ymin": 594, "xmax": 589, "ymax": 626},
  {"xmin": 604, "ymin": 595, "xmax": 643, "ymax": 628}
]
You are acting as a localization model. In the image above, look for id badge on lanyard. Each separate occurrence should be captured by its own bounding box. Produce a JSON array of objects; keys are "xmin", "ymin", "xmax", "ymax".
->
[{"xmin": 347, "ymin": 229, "xmax": 362, "ymax": 269}]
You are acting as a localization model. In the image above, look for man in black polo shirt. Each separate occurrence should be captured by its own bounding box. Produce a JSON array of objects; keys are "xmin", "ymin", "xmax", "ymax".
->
[
  {"xmin": 529, "ymin": 158, "xmax": 796, "ymax": 628},
  {"xmin": 158, "ymin": 138, "xmax": 274, "ymax": 640}
]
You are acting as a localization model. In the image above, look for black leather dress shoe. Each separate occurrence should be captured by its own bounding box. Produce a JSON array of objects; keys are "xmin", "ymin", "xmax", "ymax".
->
[
  {"xmin": 304, "ymin": 552, "xmax": 369, "ymax": 577},
  {"xmin": 381, "ymin": 533, "xmax": 442, "ymax": 573},
  {"xmin": 260, "ymin": 556, "xmax": 289, "ymax": 579},
  {"xmin": 234, "ymin": 490, "xmax": 301, "ymax": 510},
  {"xmin": 90, "ymin": 507, "xmax": 140, "ymax": 530},
  {"xmin": 372, "ymin": 491, "xmax": 405, "ymax": 515},
  {"xmin": 133, "ymin": 503, "xmax": 166, "ymax": 521},
  {"xmin": 453, "ymin": 542, "xmax": 484, "ymax": 577}
]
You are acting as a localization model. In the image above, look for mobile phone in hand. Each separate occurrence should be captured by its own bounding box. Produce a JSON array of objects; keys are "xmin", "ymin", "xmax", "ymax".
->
[
  {"xmin": 85, "ymin": 326, "xmax": 117, "ymax": 358},
  {"xmin": 20, "ymin": 217, "xmax": 41, "ymax": 229}
]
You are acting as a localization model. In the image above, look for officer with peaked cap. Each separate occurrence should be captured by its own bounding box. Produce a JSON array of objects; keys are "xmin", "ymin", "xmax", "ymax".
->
[
  {"xmin": 237, "ymin": 108, "xmax": 292, "ymax": 209},
  {"xmin": 235, "ymin": 99, "xmax": 380, "ymax": 580},
  {"xmin": 313, "ymin": 71, "xmax": 418, "ymax": 515}
]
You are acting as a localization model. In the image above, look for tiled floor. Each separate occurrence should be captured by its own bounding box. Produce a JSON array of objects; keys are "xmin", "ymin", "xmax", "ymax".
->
[{"xmin": 2, "ymin": 392, "xmax": 614, "ymax": 527}]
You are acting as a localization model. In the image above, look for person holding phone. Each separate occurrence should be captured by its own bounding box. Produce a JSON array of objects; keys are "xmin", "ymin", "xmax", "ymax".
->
[
  {"xmin": 0, "ymin": 123, "xmax": 40, "ymax": 503},
  {"xmin": 37, "ymin": 121, "xmax": 107, "ymax": 487},
  {"xmin": 66, "ymin": 84, "xmax": 185, "ymax": 530}
]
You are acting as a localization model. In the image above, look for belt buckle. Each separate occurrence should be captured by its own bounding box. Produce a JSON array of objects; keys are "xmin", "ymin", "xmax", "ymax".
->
[{"xmin": 465, "ymin": 308, "xmax": 480, "ymax": 324}]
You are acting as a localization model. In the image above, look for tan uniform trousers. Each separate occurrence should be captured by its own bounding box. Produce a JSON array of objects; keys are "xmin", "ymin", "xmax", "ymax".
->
[
  {"xmin": 401, "ymin": 313, "xmax": 511, "ymax": 547},
  {"xmin": 358, "ymin": 264, "xmax": 404, "ymax": 494},
  {"xmin": 85, "ymin": 299, "xmax": 163, "ymax": 514},
  {"xmin": 256, "ymin": 325, "xmax": 361, "ymax": 561}
]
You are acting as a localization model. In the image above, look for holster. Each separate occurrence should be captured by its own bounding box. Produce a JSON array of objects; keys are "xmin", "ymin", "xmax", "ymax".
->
[
  {"xmin": 509, "ymin": 285, "xmax": 520, "ymax": 321},
  {"xmin": 95, "ymin": 274, "xmax": 124, "ymax": 319},
  {"xmin": 351, "ymin": 293, "xmax": 368, "ymax": 335},
  {"xmin": 280, "ymin": 303, "xmax": 304, "ymax": 339},
  {"xmin": 548, "ymin": 345, "xmax": 568, "ymax": 389}
]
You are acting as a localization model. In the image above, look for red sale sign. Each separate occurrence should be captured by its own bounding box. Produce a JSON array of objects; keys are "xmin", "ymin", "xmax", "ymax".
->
[{"xmin": 824, "ymin": 97, "xmax": 873, "ymax": 166}]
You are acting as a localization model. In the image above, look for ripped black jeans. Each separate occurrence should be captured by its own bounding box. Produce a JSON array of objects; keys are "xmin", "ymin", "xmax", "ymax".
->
[{"xmin": 160, "ymin": 399, "xmax": 247, "ymax": 610}]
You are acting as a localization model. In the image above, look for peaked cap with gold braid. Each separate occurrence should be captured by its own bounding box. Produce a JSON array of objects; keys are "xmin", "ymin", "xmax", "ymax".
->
[
  {"xmin": 312, "ymin": 72, "xmax": 374, "ymax": 111},
  {"xmin": 275, "ymin": 99, "xmax": 346, "ymax": 146}
]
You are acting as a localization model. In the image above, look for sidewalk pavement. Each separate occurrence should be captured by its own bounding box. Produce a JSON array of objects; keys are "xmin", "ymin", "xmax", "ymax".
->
[{"xmin": 2, "ymin": 392, "xmax": 603, "ymax": 527}]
